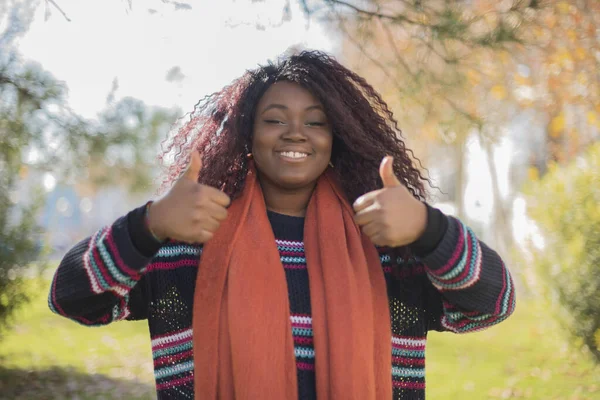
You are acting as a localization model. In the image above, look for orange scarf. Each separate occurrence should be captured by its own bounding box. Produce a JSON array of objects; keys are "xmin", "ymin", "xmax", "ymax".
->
[{"xmin": 192, "ymin": 166, "xmax": 392, "ymax": 399}]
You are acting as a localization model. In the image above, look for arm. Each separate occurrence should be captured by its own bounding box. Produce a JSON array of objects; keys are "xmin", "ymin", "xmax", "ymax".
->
[
  {"xmin": 48, "ymin": 204, "xmax": 162, "ymax": 326},
  {"xmin": 50, "ymin": 150, "xmax": 231, "ymax": 326},
  {"xmin": 411, "ymin": 205, "xmax": 516, "ymax": 333}
]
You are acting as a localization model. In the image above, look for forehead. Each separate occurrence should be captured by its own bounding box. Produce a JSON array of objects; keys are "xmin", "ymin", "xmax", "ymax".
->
[{"xmin": 257, "ymin": 81, "xmax": 322, "ymax": 110}]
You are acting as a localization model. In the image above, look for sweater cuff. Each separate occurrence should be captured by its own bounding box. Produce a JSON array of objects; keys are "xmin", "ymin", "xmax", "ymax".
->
[
  {"xmin": 127, "ymin": 205, "xmax": 163, "ymax": 258},
  {"xmin": 409, "ymin": 204, "xmax": 449, "ymax": 257}
]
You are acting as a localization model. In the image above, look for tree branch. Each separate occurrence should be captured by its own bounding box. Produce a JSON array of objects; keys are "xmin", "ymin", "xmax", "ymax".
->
[
  {"xmin": 380, "ymin": 22, "xmax": 415, "ymax": 77},
  {"xmin": 45, "ymin": 0, "xmax": 71, "ymax": 22},
  {"xmin": 324, "ymin": 0, "xmax": 425, "ymax": 26}
]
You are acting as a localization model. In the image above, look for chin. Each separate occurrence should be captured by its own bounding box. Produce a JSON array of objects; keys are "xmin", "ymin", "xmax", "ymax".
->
[
  {"xmin": 274, "ymin": 171, "xmax": 322, "ymax": 189},
  {"xmin": 256, "ymin": 161, "xmax": 328, "ymax": 191},
  {"xmin": 277, "ymin": 176, "xmax": 315, "ymax": 190}
]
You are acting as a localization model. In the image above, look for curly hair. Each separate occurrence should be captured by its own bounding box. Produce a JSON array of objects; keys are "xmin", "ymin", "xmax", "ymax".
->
[{"xmin": 159, "ymin": 50, "xmax": 429, "ymax": 204}]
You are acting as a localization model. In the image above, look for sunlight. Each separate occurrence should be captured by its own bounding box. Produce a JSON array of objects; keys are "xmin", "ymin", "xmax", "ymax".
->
[{"xmin": 18, "ymin": 0, "xmax": 336, "ymax": 119}]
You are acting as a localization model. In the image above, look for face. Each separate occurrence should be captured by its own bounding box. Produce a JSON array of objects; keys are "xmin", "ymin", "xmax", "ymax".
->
[{"xmin": 252, "ymin": 81, "xmax": 333, "ymax": 191}]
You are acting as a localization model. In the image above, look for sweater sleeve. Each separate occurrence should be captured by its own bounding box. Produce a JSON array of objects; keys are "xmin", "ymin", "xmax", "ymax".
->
[
  {"xmin": 414, "ymin": 210, "xmax": 516, "ymax": 333},
  {"xmin": 48, "ymin": 205, "xmax": 162, "ymax": 326}
]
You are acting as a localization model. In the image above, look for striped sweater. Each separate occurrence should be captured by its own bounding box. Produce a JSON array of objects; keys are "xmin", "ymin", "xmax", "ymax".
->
[{"xmin": 49, "ymin": 204, "xmax": 515, "ymax": 399}]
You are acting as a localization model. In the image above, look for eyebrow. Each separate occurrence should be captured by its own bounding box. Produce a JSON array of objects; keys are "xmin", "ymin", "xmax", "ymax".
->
[{"xmin": 261, "ymin": 104, "xmax": 324, "ymax": 114}]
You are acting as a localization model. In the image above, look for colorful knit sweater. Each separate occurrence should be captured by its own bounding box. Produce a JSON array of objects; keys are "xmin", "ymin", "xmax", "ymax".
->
[{"xmin": 49, "ymin": 204, "xmax": 515, "ymax": 400}]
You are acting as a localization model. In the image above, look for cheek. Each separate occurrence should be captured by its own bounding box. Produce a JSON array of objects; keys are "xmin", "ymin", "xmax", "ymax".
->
[
  {"xmin": 316, "ymin": 133, "xmax": 334, "ymax": 156},
  {"xmin": 251, "ymin": 129, "xmax": 271, "ymax": 154}
]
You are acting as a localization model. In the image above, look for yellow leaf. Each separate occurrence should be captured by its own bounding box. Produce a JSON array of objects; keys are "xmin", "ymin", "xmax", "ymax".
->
[
  {"xmin": 528, "ymin": 167, "xmax": 540, "ymax": 181},
  {"xmin": 566, "ymin": 29, "xmax": 577, "ymax": 42},
  {"xmin": 417, "ymin": 14, "xmax": 430, "ymax": 25},
  {"xmin": 550, "ymin": 113, "xmax": 566, "ymax": 136},
  {"xmin": 557, "ymin": 2, "xmax": 571, "ymax": 14},
  {"xmin": 518, "ymin": 98, "xmax": 534, "ymax": 108},
  {"xmin": 558, "ymin": 50, "xmax": 573, "ymax": 68},
  {"xmin": 576, "ymin": 72, "xmax": 588, "ymax": 85},
  {"xmin": 467, "ymin": 70, "xmax": 480, "ymax": 85},
  {"xmin": 491, "ymin": 85, "xmax": 507, "ymax": 100},
  {"xmin": 575, "ymin": 47, "xmax": 586, "ymax": 60},
  {"xmin": 587, "ymin": 111, "xmax": 597, "ymax": 126},
  {"xmin": 484, "ymin": 13, "xmax": 498, "ymax": 26},
  {"xmin": 595, "ymin": 328, "xmax": 600, "ymax": 350},
  {"xmin": 545, "ymin": 14, "xmax": 557, "ymax": 28},
  {"xmin": 515, "ymin": 74, "xmax": 530, "ymax": 85}
]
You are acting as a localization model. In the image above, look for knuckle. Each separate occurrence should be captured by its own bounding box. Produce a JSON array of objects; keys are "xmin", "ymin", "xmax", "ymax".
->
[
  {"xmin": 194, "ymin": 197, "xmax": 206, "ymax": 208},
  {"xmin": 195, "ymin": 185, "xmax": 207, "ymax": 196}
]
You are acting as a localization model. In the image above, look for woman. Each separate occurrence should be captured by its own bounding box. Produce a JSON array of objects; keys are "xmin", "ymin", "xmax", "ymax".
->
[{"xmin": 49, "ymin": 50, "xmax": 515, "ymax": 400}]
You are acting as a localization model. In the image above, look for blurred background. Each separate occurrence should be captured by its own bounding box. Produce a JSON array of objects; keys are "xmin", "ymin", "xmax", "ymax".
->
[{"xmin": 1, "ymin": 0, "xmax": 599, "ymax": 399}]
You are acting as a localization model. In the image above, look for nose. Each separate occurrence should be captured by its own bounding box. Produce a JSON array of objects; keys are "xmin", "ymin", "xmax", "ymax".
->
[{"xmin": 282, "ymin": 121, "xmax": 306, "ymax": 141}]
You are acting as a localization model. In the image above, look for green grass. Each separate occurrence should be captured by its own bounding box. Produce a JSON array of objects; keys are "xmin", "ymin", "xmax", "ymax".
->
[
  {"xmin": 0, "ymin": 281, "xmax": 598, "ymax": 399},
  {"xmin": 0, "ymin": 279, "xmax": 154, "ymax": 399},
  {"xmin": 426, "ymin": 299, "xmax": 600, "ymax": 399}
]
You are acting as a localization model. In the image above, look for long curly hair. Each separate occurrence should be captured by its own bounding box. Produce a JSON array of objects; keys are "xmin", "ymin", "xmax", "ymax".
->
[{"xmin": 160, "ymin": 50, "xmax": 429, "ymax": 204}]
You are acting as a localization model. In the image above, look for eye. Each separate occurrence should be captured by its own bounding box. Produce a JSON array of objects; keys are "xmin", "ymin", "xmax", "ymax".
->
[
  {"xmin": 264, "ymin": 119, "xmax": 286, "ymax": 125},
  {"xmin": 305, "ymin": 122, "xmax": 326, "ymax": 127}
]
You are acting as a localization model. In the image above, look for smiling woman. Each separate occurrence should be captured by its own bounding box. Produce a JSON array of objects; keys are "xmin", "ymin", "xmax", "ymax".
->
[
  {"xmin": 48, "ymin": 50, "xmax": 516, "ymax": 400},
  {"xmin": 253, "ymin": 82, "xmax": 333, "ymax": 216}
]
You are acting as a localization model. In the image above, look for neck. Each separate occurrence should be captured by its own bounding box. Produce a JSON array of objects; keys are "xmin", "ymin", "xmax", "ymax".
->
[{"xmin": 258, "ymin": 176, "xmax": 315, "ymax": 218}]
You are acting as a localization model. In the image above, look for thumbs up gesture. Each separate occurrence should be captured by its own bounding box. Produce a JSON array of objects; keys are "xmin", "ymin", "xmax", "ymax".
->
[
  {"xmin": 147, "ymin": 151, "xmax": 231, "ymax": 244},
  {"xmin": 353, "ymin": 156, "xmax": 427, "ymax": 247}
]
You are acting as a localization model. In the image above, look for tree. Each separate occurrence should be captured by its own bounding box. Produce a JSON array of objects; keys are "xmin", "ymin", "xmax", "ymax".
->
[
  {"xmin": 523, "ymin": 142, "xmax": 600, "ymax": 363},
  {"xmin": 285, "ymin": 0, "xmax": 599, "ymax": 257},
  {"xmin": 0, "ymin": 0, "xmax": 178, "ymax": 334},
  {"xmin": 287, "ymin": 0, "xmax": 533, "ymax": 256}
]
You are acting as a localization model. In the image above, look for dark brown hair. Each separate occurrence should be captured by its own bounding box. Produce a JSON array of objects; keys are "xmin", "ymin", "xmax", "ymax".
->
[{"xmin": 160, "ymin": 50, "xmax": 429, "ymax": 204}]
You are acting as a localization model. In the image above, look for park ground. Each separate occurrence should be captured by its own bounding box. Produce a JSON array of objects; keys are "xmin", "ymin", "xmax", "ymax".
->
[{"xmin": 0, "ymin": 279, "xmax": 598, "ymax": 400}]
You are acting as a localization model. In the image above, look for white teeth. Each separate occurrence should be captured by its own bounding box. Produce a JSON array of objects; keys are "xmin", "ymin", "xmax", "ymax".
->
[{"xmin": 280, "ymin": 151, "xmax": 308, "ymax": 159}]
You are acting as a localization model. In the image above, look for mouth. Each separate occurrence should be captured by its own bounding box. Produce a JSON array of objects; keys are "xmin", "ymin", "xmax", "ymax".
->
[{"xmin": 277, "ymin": 151, "xmax": 311, "ymax": 162}]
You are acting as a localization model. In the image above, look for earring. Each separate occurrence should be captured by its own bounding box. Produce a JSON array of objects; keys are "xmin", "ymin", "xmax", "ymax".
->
[
  {"xmin": 247, "ymin": 153, "xmax": 253, "ymax": 159},
  {"xmin": 328, "ymin": 161, "xmax": 334, "ymax": 168}
]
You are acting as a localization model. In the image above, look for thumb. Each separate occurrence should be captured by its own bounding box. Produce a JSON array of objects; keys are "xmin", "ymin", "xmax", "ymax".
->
[
  {"xmin": 379, "ymin": 156, "xmax": 401, "ymax": 188},
  {"xmin": 183, "ymin": 151, "xmax": 202, "ymax": 181}
]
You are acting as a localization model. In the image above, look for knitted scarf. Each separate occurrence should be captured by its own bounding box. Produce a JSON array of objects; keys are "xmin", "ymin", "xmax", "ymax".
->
[{"xmin": 192, "ymin": 166, "xmax": 392, "ymax": 399}]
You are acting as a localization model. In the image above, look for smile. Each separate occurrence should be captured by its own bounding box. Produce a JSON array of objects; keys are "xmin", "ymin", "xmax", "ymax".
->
[{"xmin": 278, "ymin": 151, "xmax": 310, "ymax": 160}]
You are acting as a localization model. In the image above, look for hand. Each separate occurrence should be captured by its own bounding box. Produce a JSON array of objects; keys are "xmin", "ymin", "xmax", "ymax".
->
[
  {"xmin": 353, "ymin": 156, "xmax": 427, "ymax": 247},
  {"xmin": 147, "ymin": 151, "xmax": 231, "ymax": 244}
]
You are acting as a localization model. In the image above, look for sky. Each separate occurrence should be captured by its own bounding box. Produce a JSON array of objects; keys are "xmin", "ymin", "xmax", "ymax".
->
[
  {"xmin": 16, "ymin": 0, "xmax": 337, "ymax": 118},
  {"xmin": 11, "ymin": 0, "xmax": 336, "ymax": 224},
  {"xmin": 11, "ymin": 0, "xmax": 541, "ymax": 246}
]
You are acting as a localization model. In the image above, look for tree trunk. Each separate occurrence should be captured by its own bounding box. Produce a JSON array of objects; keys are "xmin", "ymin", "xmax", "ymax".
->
[
  {"xmin": 481, "ymin": 131, "xmax": 514, "ymax": 260},
  {"xmin": 454, "ymin": 136, "xmax": 467, "ymax": 220}
]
